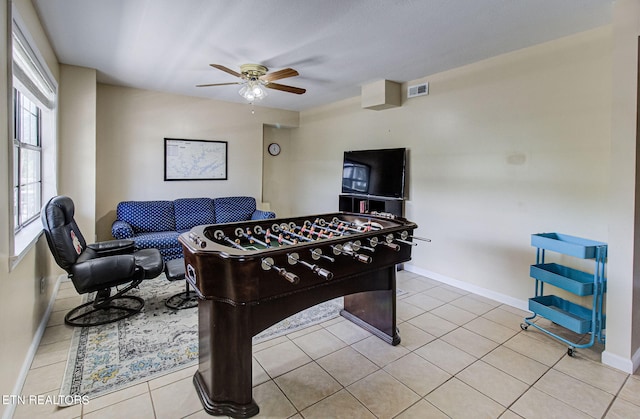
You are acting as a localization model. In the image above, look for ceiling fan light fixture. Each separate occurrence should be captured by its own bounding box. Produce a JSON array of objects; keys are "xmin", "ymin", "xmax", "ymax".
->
[{"xmin": 239, "ymin": 79, "xmax": 267, "ymax": 102}]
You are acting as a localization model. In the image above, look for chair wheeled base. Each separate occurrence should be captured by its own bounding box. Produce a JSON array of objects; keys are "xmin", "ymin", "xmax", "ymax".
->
[
  {"xmin": 164, "ymin": 258, "xmax": 198, "ymax": 310},
  {"xmin": 165, "ymin": 288, "xmax": 198, "ymax": 310},
  {"xmin": 65, "ymin": 278, "xmax": 145, "ymax": 327}
]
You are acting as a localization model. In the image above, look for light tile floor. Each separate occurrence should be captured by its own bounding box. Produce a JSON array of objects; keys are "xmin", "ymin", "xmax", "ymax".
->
[{"xmin": 12, "ymin": 270, "xmax": 640, "ymax": 418}]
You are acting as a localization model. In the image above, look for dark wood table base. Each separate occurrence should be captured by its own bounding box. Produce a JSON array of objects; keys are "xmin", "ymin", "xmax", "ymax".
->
[{"xmin": 193, "ymin": 267, "xmax": 400, "ymax": 418}]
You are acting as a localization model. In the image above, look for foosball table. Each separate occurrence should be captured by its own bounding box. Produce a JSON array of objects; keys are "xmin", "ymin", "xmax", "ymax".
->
[{"xmin": 179, "ymin": 212, "xmax": 419, "ymax": 418}]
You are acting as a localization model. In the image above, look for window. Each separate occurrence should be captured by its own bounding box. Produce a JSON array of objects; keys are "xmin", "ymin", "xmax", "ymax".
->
[
  {"xmin": 10, "ymin": 12, "xmax": 57, "ymax": 267},
  {"xmin": 13, "ymin": 88, "xmax": 42, "ymax": 231}
]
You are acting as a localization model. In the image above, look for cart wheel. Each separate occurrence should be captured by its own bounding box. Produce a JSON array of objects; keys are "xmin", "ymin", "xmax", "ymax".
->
[
  {"xmin": 520, "ymin": 323, "xmax": 528, "ymax": 331},
  {"xmin": 567, "ymin": 347, "xmax": 574, "ymax": 357}
]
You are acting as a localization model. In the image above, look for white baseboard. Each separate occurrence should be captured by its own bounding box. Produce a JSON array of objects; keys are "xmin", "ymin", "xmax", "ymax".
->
[
  {"xmin": 2, "ymin": 275, "xmax": 64, "ymax": 419},
  {"xmin": 602, "ymin": 347, "xmax": 640, "ymax": 374},
  {"xmin": 404, "ymin": 264, "xmax": 640, "ymax": 375},
  {"xmin": 404, "ymin": 264, "xmax": 529, "ymax": 311}
]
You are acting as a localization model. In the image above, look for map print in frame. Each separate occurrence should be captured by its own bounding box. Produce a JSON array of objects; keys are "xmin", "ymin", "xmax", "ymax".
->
[{"xmin": 164, "ymin": 138, "xmax": 228, "ymax": 181}]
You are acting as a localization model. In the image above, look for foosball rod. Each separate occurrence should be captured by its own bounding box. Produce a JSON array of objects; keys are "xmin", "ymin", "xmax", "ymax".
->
[
  {"xmin": 369, "ymin": 236, "xmax": 400, "ymax": 252},
  {"xmin": 293, "ymin": 224, "xmax": 332, "ymax": 240},
  {"xmin": 293, "ymin": 224, "xmax": 380, "ymax": 259},
  {"xmin": 331, "ymin": 243, "xmax": 372, "ymax": 264},
  {"xmin": 287, "ymin": 253, "xmax": 334, "ymax": 280},
  {"xmin": 400, "ymin": 231, "xmax": 432, "ymax": 243},
  {"xmin": 310, "ymin": 248, "xmax": 335, "ymax": 263},
  {"xmin": 319, "ymin": 221, "xmax": 375, "ymax": 241},
  {"xmin": 395, "ymin": 238, "xmax": 418, "ymax": 246},
  {"xmin": 254, "ymin": 226, "xmax": 298, "ymax": 246},
  {"xmin": 274, "ymin": 225, "xmax": 314, "ymax": 243},
  {"xmin": 266, "ymin": 229, "xmax": 297, "ymax": 246},
  {"xmin": 213, "ymin": 230, "xmax": 250, "ymax": 251},
  {"xmin": 324, "ymin": 218, "xmax": 371, "ymax": 234},
  {"xmin": 305, "ymin": 219, "xmax": 349, "ymax": 237},
  {"xmin": 270, "ymin": 225, "xmax": 335, "ymax": 263},
  {"xmin": 331, "ymin": 217, "xmax": 383, "ymax": 231},
  {"xmin": 396, "ymin": 228, "xmax": 434, "ymax": 246},
  {"xmin": 236, "ymin": 228, "xmax": 271, "ymax": 248},
  {"xmin": 329, "ymin": 221, "xmax": 366, "ymax": 234},
  {"xmin": 351, "ymin": 240, "xmax": 376, "ymax": 253},
  {"xmin": 281, "ymin": 221, "xmax": 349, "ymax": 241},
  {"xmin": 282, "ymin": 224, "xmax": 367, "ymax": 263},
  {"xmin": 385, "ymin": 233, "xmax": 418, "ymax": 247},
  {"xmin": 284, "ymin": 224, "xmax": 331, "ymax": 242},
  {"xmin": 313, "ymin": 218, "xmax": 363, "ymax": 236}
]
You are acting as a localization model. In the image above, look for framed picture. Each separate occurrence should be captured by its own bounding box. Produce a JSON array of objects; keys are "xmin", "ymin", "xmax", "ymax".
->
[{"xmin": 164, "ymin": 138, "xmax": 228, "ymax": 181}]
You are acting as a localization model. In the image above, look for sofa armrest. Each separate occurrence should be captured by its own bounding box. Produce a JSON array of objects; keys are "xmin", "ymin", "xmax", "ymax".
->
[
  {"xmin": 251, "ymin": 210, "xmax": 276, "ymax": 220},
  {"xmin": 112, "ymin": 220, "xmax": 134, "ymax": 240}
]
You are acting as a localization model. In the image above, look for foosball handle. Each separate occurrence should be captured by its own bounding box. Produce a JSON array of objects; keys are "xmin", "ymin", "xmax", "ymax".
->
[
  {"xmin": 261, "ymin": 257, "xmax": 300, "ymax": 284},
  {"xmin": 313, "ymin": 266, "xmax": 334, "ymax": 281},
  {"xmin": 355, "ymin": 253, "xmax": 372, "ymax": 264},
  {"xmin": 383, "ymin": 242, "xmax": 401, "ymax": 252},
  {"xmin": 280, "ymin": 270, "xmax": 300, "ymax": 284}
]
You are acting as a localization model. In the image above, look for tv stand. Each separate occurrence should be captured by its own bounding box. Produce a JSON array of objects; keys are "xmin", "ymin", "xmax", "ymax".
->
[{"xmin": 339, "ymin": 194, "xmax": 404, "ymax": 217}]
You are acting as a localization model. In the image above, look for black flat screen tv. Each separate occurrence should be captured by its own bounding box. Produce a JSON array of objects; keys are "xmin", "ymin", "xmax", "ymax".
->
[{"xmin": 341, "ymin": 148, "xmax": 406, "ymax": 199}]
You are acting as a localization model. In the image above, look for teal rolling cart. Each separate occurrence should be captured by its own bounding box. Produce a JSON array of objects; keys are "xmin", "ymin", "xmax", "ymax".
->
[{"xmin": 521, "ymin": 233, "xmax": 607, "ymax": 356}]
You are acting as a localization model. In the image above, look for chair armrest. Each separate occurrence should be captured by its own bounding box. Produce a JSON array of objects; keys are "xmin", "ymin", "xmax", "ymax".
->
[
  {"xmin": 112, "ymin": 220, "xmax": 134, "ymax": 240},
  {"xmin": 71, "ymin": 255, "xmax": 136, "ymax": 293},
  {"xmin": 251, "ymin": 210, "xmax": 276, "ymax": 220},
  {"xmin": 87, "ymin": 239, "xmax": 135, "ymax": 256},
  {"xmin": 71, "ymin": 255, "xmax": 137, "ymax": 293}
]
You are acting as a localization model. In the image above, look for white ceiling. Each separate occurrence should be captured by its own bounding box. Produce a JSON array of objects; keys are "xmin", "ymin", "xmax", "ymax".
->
[{"xmin": 32, "ymin": 0, "xmax": 613, "ymax": 112}]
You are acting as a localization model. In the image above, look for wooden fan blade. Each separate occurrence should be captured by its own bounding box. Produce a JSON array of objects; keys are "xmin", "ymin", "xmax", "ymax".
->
[
  {"xmin": 209, "ymin": 64, "xmax": 242, "ymax": 78},
  {"xmin": 266, "ymin": 82, "xmax": 306, "ymax": 95},
  {"xmin": 260, "ymin": 68, "xmax": 299, "ymax": 82},
  {"xmin": 196, "ymin": 82, "xmax": 240, "ymax": 87}
]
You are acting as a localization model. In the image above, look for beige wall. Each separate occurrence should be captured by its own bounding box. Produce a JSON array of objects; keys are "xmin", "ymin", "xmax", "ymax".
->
[
  {"xmin": 95, "ymin": 85, "xmax": 298, "ymax": 240},
  {"xmin": 289, "ymin": 26, "xmax": 613, "ymax": 334},
  {"xmin": 262, "ymin": 125, "xmax": 294, "ymax": 217},
  {"xmin": 0, "ymin": 1, "xmax": 60, "ymax": 416},
  {"xmin": 603, "ymin": 0, "xmax": 640, "ymax": 372},
  {"xmin": 58, "ymin": 64, "xmax": 97, "ymax": 240}
]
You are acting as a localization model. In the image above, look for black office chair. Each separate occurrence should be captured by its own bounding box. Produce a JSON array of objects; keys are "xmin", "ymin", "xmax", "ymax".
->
[{"xmin": 41, "ymin": 196, "xmax": 164, "ymax": 327}]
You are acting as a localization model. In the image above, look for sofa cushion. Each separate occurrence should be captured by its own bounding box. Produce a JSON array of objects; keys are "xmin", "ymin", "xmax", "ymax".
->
[
  {"xmin": 174, "ymin": 198, "xmax": 216, "ymax": 230},
  {"xmin": 117, "ymin": 200, "xmax": 176, "ymax": 233},
  {"xmin": 133, "ymin": 231, "xmax": 181, "ymax": 250},
  {"xmin": 213, "ymin": 197, "xmax": 257, "ymax": 224},
  {"xmin": 158, "ymin": 247, "xmax": 184, "ymax": 261}
]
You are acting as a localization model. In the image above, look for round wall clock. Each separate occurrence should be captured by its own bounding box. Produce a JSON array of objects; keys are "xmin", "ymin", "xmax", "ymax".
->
[{"xmin": 268, "ymin": 143, "xmax": 281, "ymax": 156}]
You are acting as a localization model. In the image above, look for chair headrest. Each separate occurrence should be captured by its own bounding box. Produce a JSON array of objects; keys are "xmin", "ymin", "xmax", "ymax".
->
[
  {"xmin": 42, "ymin": 195, "xmax": 75, "ymax": 230},
  {"xmin": 41, "ymin": 195, "xmax": 87, "ymax": 271}
]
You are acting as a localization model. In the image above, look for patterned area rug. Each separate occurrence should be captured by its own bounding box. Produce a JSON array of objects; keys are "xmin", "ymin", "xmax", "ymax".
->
[{"xmin": 59, "ymin": 276, "xmax": 343, "ymax": 402}]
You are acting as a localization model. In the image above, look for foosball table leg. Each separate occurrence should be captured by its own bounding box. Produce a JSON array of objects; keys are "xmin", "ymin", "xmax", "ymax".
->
[
  {"xmin": 193, "ymin": 298, "xmax": 259, "ymax": 418},
  {"xmin": 341, "ymin": 266, "xmax": 401, "ymax": 345}
]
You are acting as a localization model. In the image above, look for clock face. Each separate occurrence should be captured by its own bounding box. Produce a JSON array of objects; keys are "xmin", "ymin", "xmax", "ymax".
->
[{"xmin": 268, "ymin": 143, "xmax": 281, "ymax": 156}]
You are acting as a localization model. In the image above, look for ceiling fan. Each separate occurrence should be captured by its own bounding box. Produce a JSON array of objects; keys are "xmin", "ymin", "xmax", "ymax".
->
[{"xmin": 197, "ymin": 64, "xmax": 306, "ymax": 101}]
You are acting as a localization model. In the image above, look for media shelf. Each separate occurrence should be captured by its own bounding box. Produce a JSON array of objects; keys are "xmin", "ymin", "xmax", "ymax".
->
[
  {"xmin": 521, "ymin": 233, "xmax": 607, "ymax": 356},
  {"xmin": 339, "ymin": 194, "xmax": 404, "ymax": 217}
]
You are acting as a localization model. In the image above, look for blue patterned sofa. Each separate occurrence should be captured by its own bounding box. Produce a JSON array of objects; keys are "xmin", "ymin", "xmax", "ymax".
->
[{"xmin": 111, "ymin": 196, "xmax": 275, "ymax": 261}]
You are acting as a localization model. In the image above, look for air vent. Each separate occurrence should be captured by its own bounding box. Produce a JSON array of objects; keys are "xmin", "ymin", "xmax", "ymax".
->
[{"xmin": 407, "ymin": 82, "xmax": 429, "ymax": 98}]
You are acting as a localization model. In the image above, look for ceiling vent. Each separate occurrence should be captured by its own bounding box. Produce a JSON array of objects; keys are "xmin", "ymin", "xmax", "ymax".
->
[{"xmin": 407, "ymin": 82, "xmax": 429, "ymax": 98}]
